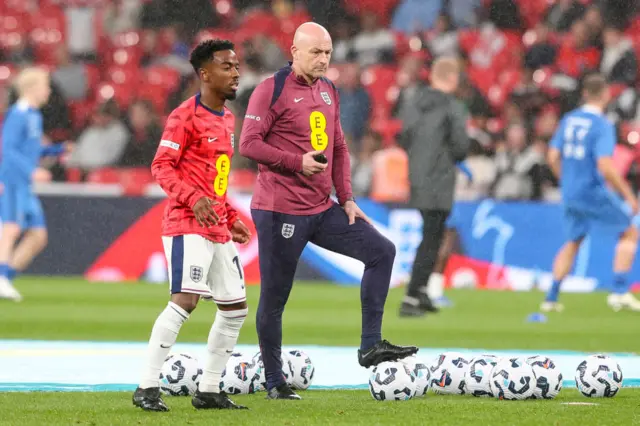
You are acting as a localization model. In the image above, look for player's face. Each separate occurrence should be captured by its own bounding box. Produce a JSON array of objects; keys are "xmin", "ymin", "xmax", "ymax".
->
[
  {"xmin": 202, "ymin": 50, "xmax": 240, "ymax": 101},
  {"xmin": 33, "ymin": 77, "xmax": 51, "ymax": 108},
  {"xmin": 295, "ymin": 41, "xmax": 332, "ymax": 79}
]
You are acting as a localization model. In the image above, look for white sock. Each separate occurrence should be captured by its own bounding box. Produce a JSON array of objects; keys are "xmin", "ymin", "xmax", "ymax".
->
[
  {"xmin": 199, "ymin": 308, "xmax": 248, "ymax": 393},
  {"xmin": 139, "ymin": 302, "xmax": 189, "ymax": 389},
  {"xmin": 425, "ymin": 273, "xmax": 444, "ymax": 300}
]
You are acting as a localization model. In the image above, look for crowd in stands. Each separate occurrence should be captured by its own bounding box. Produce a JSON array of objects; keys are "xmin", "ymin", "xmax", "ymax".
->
[{"xmin": 1, "ymin": 0, "xmax": 640, "ymax": 200}]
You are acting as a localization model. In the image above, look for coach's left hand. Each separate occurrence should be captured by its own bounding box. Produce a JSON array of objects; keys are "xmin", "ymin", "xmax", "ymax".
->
[
  {"xmin": 343, "ymin": 200, "xmax": 372, "ymax": 225},
  {"xmin": 231, "ymin": 220, "xmax": 252, "ymax": 244}
]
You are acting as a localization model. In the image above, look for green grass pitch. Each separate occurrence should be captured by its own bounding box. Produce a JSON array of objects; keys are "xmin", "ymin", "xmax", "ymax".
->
[{"xmin": 1, "ymin": 277, "xmax": 640, "ymax": 425}]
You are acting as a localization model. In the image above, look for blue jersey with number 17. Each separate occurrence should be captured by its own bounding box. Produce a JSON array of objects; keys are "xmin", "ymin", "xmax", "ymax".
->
[{"xmin": 550, "ymin": 105, "xmax": 616, "ymax": 208}]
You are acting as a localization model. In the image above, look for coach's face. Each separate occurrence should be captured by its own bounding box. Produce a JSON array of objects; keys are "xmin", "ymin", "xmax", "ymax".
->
[
  {"xmin": 293, "ymin": 38, "xmax": 332, "ymax": 79},
  {"xmin": 203, "ymin": 49, "xmax": 240, "ymax": 100}
]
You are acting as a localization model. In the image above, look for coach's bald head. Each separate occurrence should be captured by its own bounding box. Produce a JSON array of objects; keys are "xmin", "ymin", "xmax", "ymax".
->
[{"xmin": 291, "ymin": 22, "xmax": 332, "ymax": 83}]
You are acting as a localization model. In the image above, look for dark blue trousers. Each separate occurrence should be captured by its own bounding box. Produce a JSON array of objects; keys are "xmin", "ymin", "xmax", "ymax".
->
[{"xmin": 252, "ymin": 204, "xmax": 396, "ymax": 390}]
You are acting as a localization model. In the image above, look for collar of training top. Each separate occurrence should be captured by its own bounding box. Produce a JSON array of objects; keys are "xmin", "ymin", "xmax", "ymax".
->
[{"xmin": 287, "ymin": 62, "xmax": 320, "ymax": 86}]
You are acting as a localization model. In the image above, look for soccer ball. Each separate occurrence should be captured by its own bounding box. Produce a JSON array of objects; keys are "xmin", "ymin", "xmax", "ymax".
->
[
  {"xmin": 220, "ymin": 352, "xmax": 259, "ymax": 395},
  {"xmin": 159, "ymin": 353, "xmax": 202, "ymax": 396},
  {"xmin": 575, "ymin": 354, "xmax": 623, "ymax": 398},
  {"xmin": 402, "ymin": 358, "xmax": 430, "ymax": 397},
  {"xmin": 489, "ymin": 357, "xmax": 535, "ymax": 400},
  {"xmin": 465, "ymin": 355, "xmax": 499, "ymax": 397},
  {"xmin": 285, "ymin": 349, "xmax": 315, "ymax": 390},
  {"xmin": 429, "ymin": 352, "xmax": 468, "ymax": 395},
  {"xmin": 526, "ymin": 356, "xmax": 563, "ymax": 399},
  {"xmin": 252, "ymin": 351, "xmax": 294, "ymax": 391},
  {"xmin": 369, "ymin": 361, "xmax": 416, "ymax": 401}
]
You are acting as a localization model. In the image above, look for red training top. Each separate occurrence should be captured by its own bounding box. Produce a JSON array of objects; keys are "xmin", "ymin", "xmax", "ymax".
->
[
  {"xmin": 239, "ymin": 64, "xmax": 353, "ymax": 215},
  {"xmin": 151, "ymin": 94, "xmax": 239, "ymax": 243}
]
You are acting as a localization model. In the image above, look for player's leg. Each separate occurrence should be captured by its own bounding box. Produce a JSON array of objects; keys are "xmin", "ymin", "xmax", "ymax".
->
[
  {"xmin": 252, "ymin": 209, "xmax": 310, "ymax": 399},
  {"xmin": 134, "ymin": 234, "xmax": 213, "ymax": 412},
  {"xmin": 0, "ymin": 186, "xmax": 24, "ymax": 301},
  {"xmin": 608, "ymin": 225, "xmax": 640, "ymax": 311},
  {"xmin": 542, "ymin": 207, "xmax": 587, "ymax": 312},
  {"xmin": 401, "ymin": 209, "xmax": 450, "ymax": 317},
  {"xmin": 427, "ymin": 227, "xmax": 460, "ymax": 307},
  {"xmin": 9, "ymin": 195, "xmax": 48, "ymax": 280},
  {"xmin": 192, "ymin": 241, "xmax": 248, "ymax": 410},
  {"xmin": 310, "ymin": 205, "xmax": 418, "ymax": 368}
]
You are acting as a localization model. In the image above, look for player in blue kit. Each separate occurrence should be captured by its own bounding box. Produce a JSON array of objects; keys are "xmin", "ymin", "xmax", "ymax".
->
[
  {"xmin": 542, "ymin": 74, "xmax": 640, "ymax": 312},
  {"xmin": 0, "ymin": 67, "xmax": 59, "ymax": 301}
]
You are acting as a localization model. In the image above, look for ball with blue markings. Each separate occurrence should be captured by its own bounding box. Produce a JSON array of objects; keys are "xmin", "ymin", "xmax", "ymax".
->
[
  {"xmin": 526, "ymin": 355, "xmax": 563, "ymax": 399},
  {"xmin": 465, "ymin": 354, "xmax": 500, "ymax": 397},
  {"xmin": 429, "ymin": 352, "xmax": 469, "ymax": 395},
  {"xmin": 159, "ymin": 353, "xmax": 202, "ymax": 396},
  {"xmin": 575, "ymin": 354, "xmax": 622, "ymax": 398},
  {"xmin": 369, "ymin": 361, "xmax": 416, "ymax": 401},
  {"xmin": 489, "ymin": 357, "xmax": 535, "ymax": 400}
]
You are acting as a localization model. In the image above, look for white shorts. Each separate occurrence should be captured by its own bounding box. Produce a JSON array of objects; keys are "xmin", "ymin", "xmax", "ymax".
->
[{"xmin": 162, "ymin": 234, "xmax": 246, "ymax": 305}]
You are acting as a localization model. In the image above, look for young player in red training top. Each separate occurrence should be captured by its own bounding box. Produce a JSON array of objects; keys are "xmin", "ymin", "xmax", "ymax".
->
[{"xmin": 133, "ymin": 39, "xmax": 252, "ymax": 412}]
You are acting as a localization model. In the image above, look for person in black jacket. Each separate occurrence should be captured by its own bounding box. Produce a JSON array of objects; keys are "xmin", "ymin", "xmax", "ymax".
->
[{"xmin": 397, "ymin": 57, "xmax": 470, "ymax": 317}]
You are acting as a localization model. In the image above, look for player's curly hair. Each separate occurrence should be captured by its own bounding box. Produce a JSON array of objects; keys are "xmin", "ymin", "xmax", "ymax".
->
[{"xmin": 189, "ymin": 39, "xmax": 235, "ymax": 74}]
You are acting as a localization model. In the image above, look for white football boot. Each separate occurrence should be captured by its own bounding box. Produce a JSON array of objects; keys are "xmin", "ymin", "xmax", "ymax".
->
[
  {"xmin": 0, "ymin": 277, "xmax": 22, "ymax": 302},
  {"xmin": 540, "ymin": 301, "xmax": 564, "ymax": 313},
  {"xmin": 608, "ymin": 293, "xmax": 640, "ymax": 312}
]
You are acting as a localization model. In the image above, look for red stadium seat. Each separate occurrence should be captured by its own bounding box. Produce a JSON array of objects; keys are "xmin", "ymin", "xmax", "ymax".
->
[
  {"xmin": 119, "ymin": 168, "xmax": 154, "ymax": 196},
  {"xmin": 30, "ymin": 7, "xmax": 66, "ymax": 64},
  {"xmin": 238, "ymin": 10, "xmax": 280, "ymax": 38},
  {"xmin": 0, "ymin": 63, "xmax": 16, "ymax": 88},
  {"xmin": 65, "ymin": 168, "xmax": 83, "ymax": 183},
  {"xmin": 361, "ymin": 65, "xmax": 398, "ymax": 119},
  {"xmin": 194, "ymin": 28, "xmax": 236, "ymax": 45},
  {"xmin": 95, "ymin": 81, "xmax": 135, "ymax": 110},
  {"xmin": 86, "ymin": 168, "xmax": 121, "ymax": 184},
  {"xmin": 143, "ymin": 66, "xmax": 180, "ymax": 93},
  {"xmin": 229, "ymin": 169, "xmax": 257, "ymax": 192}
]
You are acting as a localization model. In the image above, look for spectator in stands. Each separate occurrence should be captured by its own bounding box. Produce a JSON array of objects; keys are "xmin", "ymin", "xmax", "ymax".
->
[
  {"xmin": 488, "ymin": 0, "xmax": 522, "ymax": 30},
  {"xmin": 523, "ymin": 23, "xmax": 558, "ymax": 69},
  {"xmin": 510, "ymin": 65, "xmax": 549, "ymax": 129},
  {"xmin": 492, "ymin": 122, "xmax": 544, "ymax": 200},
  {"xmin": 426, "ymin": 14, "xmax": 459, "ymax": 59},
  {"xmin": 0, "ymin": 35, "xmax": 35, "ymax": 65},
  {"xmin": 150, "ymin": 23, "xmax": 192, "ymax": 76},
  {"xmin": 337, "ymin": 63, "xmax": 371, "ymax": 145},
  {"xmin": 63, "ymin": 1, "xmax": 100, "ymax": 60},
  {"xmin": 393, "ymin": 54, "xmax": 427, "ymax": 119},
  {"xmin": 140, "ymin": 30, "xmax": 158, "ymax": 68},
  {"xmin": 103, "ymin": 0, "xmax": 143, "ymax": 37},
  {"xmin": 51, "ymin": 45, "xmax": 88, "ymax": 102},
  {"xmin": 66, "ymin": 100, "xmax": 130, "ymax": 174},
  {"xmin": 600, "ymin": 25, "xmax": 638, "ymax": 86},
  {"xmin": 120, "ymin": 100, "xmax": 161, "ymax": 167},
  {"xmin": 331, "ymin": 16, "xmax": 358, "ymax": 64},
  {"xmin": 584, "ymin": 5, "xmax": 604, "ymax": 49},
  {"xmin": 249, "ymin": 34, "xmax": 286, "ymax": 72},
  {"xmin": 352, "ymin": 12, "xmax": 395, "ymax": 67},
  {"xmin": 392, "ymin": 0, "xmax": 443, "ymax": 34},
  {"xmin": 544, "ymin": 0, "xmax": 586, "ymax": 32},
  {"xmin": 556, "ymin": 19, "xmax": 601, "ymax": 80},
  {"xmin": 140, "ymin": 0, "xmax": 219, "ymax": 39},
  {"xmin": 351, "ymin": 131, "xmax": 382, "ymax": 198}
]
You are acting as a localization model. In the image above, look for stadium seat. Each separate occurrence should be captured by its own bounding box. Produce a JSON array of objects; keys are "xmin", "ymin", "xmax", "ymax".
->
[
  {"xmin": 143, "ymin": 66, "xmax": 180, "ymax": 93},
  {"xmin": 29, "ymin": 6, "xmax": 66, "ymax": 64},
  {"xmin": 238, "ymin": 10, "xmax": 280, "ymax": 39},
  {"xmin": 86, "ymin": 168, "xmax": 121, "ymax": 184},
  {"xmin": 119, "ymin": 168, "xmax": 154, "ymax": 196},
  {"xmin": 0, "ymin": 63, "xmax": 16, "ymax": 88},
  {"xmin": 194, "ymin": 28, "xmax": 236, "ymax": 45},
  {"xmin": 343, "ymin": 0, "xmax": 400, "ymax": 25},
  {"xmin": 95, "ymin": 81, "xmax": 135, "ymax": 110},
  {"xmin": 361, "ymin": 64, "xmax": 398, "ymax": 119},
  {"xmin": 370, "ymin": 119, "xmax": 402, "ymax": 147},
  {"xmin": 229, "ymin": 169, "xmax": 257, "ymax": 193}
]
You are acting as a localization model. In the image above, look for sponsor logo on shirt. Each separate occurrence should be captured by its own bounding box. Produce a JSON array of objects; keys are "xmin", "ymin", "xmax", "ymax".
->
[
  {"xmin": 245, "ymin": 114, "xmax": 261, "ymax": 121},
  {"xmin": 160, "ymin": 140, "xmax": 180, "ymax": 150}
]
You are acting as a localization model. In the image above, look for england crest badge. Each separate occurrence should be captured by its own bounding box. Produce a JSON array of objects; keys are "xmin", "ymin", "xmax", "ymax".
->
[
  {"xmin": 320, "ymin": 91, "xmax": 332, "ymax": 105},
  {"xmin": 190, "ymin": 265, "xmax": 203, "ymax": 282},
  {"xmin": 281, "ymin": 223, "xmax": 295, "ymax": 239}
]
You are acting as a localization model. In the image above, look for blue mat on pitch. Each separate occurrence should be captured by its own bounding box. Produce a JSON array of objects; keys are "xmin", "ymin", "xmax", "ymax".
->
[{"xmin": 1, "ymin": 340, "xmax": 639, "ymax": 392}]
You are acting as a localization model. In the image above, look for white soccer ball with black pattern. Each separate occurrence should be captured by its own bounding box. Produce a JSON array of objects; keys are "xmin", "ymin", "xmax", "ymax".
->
[
  {"xmin": 575, "ymin": 354, "xmax": 623, "ymax": 398},
  {"xmin": 252, "ymin": 351, "xmax": 294, "ymax": 391},
  {"xmin": 465, "ymin": 355, "xmax": 499, "ymax": 397},
  {"xmin": 404, "ymin": 358, "xmax": 431, "ymax": 397},
  {"xmin": 489, "ymin": 357, "xmax": 535, "ymax": 400},
  {"xmin": 369, "ymin": 361, "xmax": 416, "ymax": 401},
  {"xmin": 526, "ymin": 356, "xmax": 563, "ymax": 399},
  {"xmin": 219, "ymin": 352, "xmax": 259, "ymax": 395},
  {"xmin": 429, "ymin": 352, "xmax": 468, "ymax": 395},
  {"xmin": 159, "ymin": 353, "xmax": 202, "ymax": 396},
  {"xmin": 285, "ymin": 349, "xmax": 315, "ymax": 390}
]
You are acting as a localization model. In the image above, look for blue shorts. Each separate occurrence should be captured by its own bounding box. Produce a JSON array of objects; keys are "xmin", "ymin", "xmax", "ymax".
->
[
  {"xmin": 0, "ymin": 185, "xmax": 46, "ymax": 229},
  {"xmin": 563, "ymin": 195, "xmax": 631, "ymax": 241}
]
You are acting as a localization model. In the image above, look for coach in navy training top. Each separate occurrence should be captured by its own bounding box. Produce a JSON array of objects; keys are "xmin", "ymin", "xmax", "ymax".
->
[{"xmin": 240, "ymin": 22, "xmax": 418, "ymax": 400}]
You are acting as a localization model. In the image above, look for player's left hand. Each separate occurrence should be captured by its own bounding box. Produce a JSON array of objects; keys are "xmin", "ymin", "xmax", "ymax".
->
[
  {"xmin": 231, "ymin": 220, "xmax": 252, "ymax": 244},
  {"xmin": 343, "ymin": 200, "xmax": 372, "ymax": 225}
]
